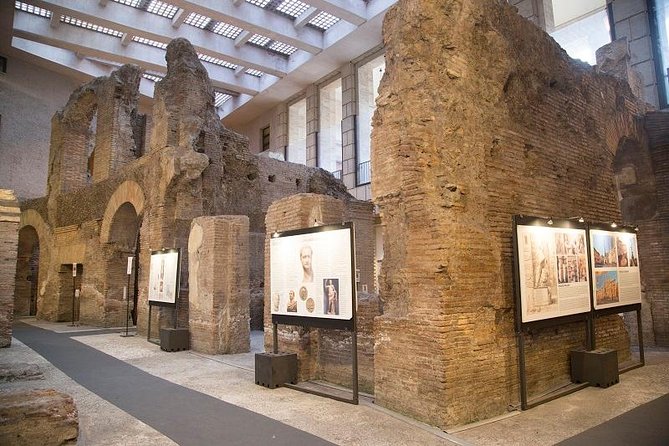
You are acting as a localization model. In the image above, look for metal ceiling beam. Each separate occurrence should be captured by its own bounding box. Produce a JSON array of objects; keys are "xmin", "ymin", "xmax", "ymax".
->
[
  {"xmin": 27, "ymin": 0, "xmax": 291, "ymax": 77},
  {"xmin": 13, "ymin": 12, "xmax": 264, "ymax": 96},
  {"xmin": 166, "ymin": 0, "xmax": 324, "ymax": 54},
  {"xmin": 11, "ymin": 36, "xmax": 155, "ymax": 98}
]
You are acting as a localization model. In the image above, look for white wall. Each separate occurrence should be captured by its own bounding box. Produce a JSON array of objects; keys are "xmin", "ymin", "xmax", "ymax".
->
[{"xmin": 0, "ymin": 56, "xmax": 79, "ymax": 199}]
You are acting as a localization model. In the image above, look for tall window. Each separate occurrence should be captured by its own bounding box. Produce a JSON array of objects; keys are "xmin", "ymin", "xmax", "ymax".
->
[
  {"xmin": 261, "ymin": 125, "xmax": 270, "ymax": 152},
  {"xmin": 357, "ymin": 54, "xmax": 385, "ymax": 185},
  {"xmin": 653, "ymin": 0, "xmax": 669, "ymax": 108},
  {"xmin": 318, "ymin": 78, "xmax": 342, "ymax": 175},
  {"xmin": 547, "ymin": 0, "xmax": 610, "ymax": 66},
  {"xmin": 287, "ymin": 98, "xmax": 306, "ymax": 164}
]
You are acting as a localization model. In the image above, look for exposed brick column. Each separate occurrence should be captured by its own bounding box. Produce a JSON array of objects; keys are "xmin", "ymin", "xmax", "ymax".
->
[
  {"xmin": 188, "ymin": 216, "xmax": 250, "ymax": 354},
  {"xmin": 0, "ymin": 190, "xmax": 20, "ymax": 347}
]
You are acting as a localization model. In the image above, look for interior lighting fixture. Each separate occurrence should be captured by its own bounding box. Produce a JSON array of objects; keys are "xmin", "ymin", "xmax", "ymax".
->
[
  {"xmin": 611, "ymin": 222, "xmax": 617, "ymax": 228},
  {"xmin": 578, "ymin": 217, "xmax": 585, "ymax": 223},
  {"xmin": 547, "ymin": 218, "xmax": 554, "ymax": 225},
  {"xmin": 634, "ymin": 226, "xmax": 639, "ymax": 232}
]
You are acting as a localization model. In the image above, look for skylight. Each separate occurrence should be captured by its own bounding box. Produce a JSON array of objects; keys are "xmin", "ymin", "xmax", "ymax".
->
[
  {"xmin": 145, "ymin": 1, "xmax": 179, "ymax": 19},
  {"xmin": 268, "ymin": 41, "xmax": 298, "ymax": 56},
  {"xmin": 184, "ymin": 12, "xmax": 211, "ymax": 29},
  {"xmin": 143, "ymin": 73, "xmax": 164, "ymax": 83},
  {"xmin": 245, "ymin": 68, "xmax": 264, "ymax": 77},
  {"xmin": 113, "ymin": 0, "xmax": 143, "ymax": 7},
  {"xmin": 15, "ymin": 1, "xmax": 52, "ymax": 18},
  {"xmin": 309, "ymin": 11, "xmax": 340, "ymax": 30},
  {"xmin": 61, "ymin": 16, "xmax": 124, "ymax": 38},
  {"xmin": 275, "ymin": 0, "xmax": 310, "ymax": 18},
  {"xmin": 198, "ymin": 54, "xmax": 238, "ymax": 70},
  {"xmin": 249, "ymin": 34, "xmax": 272, "ymax": 47},
  {"xmin": 246, "ymin": 0, "xmax": 272, "ymax": 7},
  {"xmin": 211, "ymin": 21, "xmax": 244, "ymax": 39},
  {"xmin": 215, "ymin": 92, "xmax": 233, "ymax": 107},
  {"xmin": 132, "ymin": 36, "xmax": 168, "ymax": 50}
]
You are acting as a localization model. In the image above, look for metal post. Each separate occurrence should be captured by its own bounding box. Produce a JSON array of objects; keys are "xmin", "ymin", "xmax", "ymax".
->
[
  {"xmin": 351, "ymin": 322, "xmax": 359, "ymax": 405},
  {"xmin": 69, "ymin": 264, "xmax": 77, "ymax": 327},
  {"xmin": 518, "ymin": 330, "xmax": 528, "ymax": 410},
  {"xmin": 637, "ymin": 308, "xmax": 645, "ymax": 365},
  {"xmin": 147, "ymin": 304, "xmax": 152, "ymax": 342},
  {"xmin": 272, "ymin": 322, "xmax": 278, "ymax": 354}
]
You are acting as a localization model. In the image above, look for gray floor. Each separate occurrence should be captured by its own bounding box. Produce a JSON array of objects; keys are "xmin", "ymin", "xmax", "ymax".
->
[{"xmin": 3, "ymin": 318, "xmax": 669, "ymax": 446}]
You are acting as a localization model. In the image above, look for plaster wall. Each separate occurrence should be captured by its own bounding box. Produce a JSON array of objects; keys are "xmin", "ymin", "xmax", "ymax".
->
[{"xmin": 0, "ymin": 57, "xmax": 79, "ymax": 199}]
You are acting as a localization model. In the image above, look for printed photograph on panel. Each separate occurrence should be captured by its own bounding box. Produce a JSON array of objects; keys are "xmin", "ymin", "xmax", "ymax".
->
[
  {"xmin": 616, "ymin": 234, "xmax": 639, "ymax": 268},
  {"xmin": 323, "ymin": 278, "xmax": 339, "ymax": 315},
  {"xmin": 577, "ymin": 256, "xmax": 588, "ymax": 282},
  {"xmin": 299, "ymin": 244, "xmax": 314, "ymax": 283},
  {"xmin": 595, "ymin": 270, "xmax": 619, "ymax": 305},
  {"xmin": 555, "ymin": 231, "xmax": 586, "ymax": 256},
  {"xmin": 286, "ymin": 290, "xmax": 298, "ymax": 312},
  {"xmin": 592, "ymin": 233, "xmax": 617, "ymax": 268},
  {"xmin": 522, "ymin": 229, "xmax": 558, "ymax": 315}
]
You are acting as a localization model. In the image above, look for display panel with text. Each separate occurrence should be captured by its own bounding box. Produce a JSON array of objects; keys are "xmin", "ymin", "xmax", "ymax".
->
[
  {"xmin": 148, "ymin": 249, "xmax": 180, "ymax": 305},
  {"xmin": 516, "ymin": 222, "xmax": 591, "ymax": 323},
  {"xmin": 270, "ymin": 224, "xmax": 354, "ymax": 325},
  {"xmin": 589, "ymin": 229, "xmax": 641, "ymax": 309}
]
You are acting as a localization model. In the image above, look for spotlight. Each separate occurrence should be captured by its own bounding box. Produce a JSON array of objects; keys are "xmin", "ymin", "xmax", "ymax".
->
[
  {"xmin": 634, "ymin": 226, "xmax": 639, "ymax": 232},
  {"xmin": 272, "ymin": 231, "xmax": 279, "ymax": 238},
  {"xmin": 578, "ymin": 217, "xmax": 585, "ymax": 223},
  {"xmin": 547, "ymin": 218, "xmax": 554, "ymax": 225},
  {"xmin": 611, "ymin": 222, "xmax": 617, "ymax": 228}
]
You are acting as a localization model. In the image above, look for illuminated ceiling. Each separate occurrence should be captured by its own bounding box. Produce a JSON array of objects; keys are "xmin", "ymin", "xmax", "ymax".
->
[{"xmin": 8, "ymin": 0, "xmax": 396, "ymax": 127}]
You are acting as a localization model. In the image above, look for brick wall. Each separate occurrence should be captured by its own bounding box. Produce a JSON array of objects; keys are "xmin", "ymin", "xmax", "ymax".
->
[
  {"xmin": 372, "ymin": 0, "xmax": 640, "ymax": 428},
  {"xmin": 264, "ymin": 194, "xmax": 376, "ymax": 387},
  {"xmin": 0, "ymin": 190, "xmax": 20, "ymax": 347},
  {"xmin": 189, "ymin": 216, "xmax": 250, "ymax": 354}
]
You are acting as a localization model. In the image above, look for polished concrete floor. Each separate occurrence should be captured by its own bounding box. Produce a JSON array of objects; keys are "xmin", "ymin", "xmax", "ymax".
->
[{"xmin": 2, "ymin": 318, "xmax": 669, "ymax": 445}]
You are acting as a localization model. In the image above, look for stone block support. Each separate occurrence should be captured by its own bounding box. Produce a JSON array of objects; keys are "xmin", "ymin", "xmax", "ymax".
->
[
  {"xmin": 0, "ymin": 190, "xmax": 20, "ymax": 347},
  {"xmin": 188, "ymin": 216, "xmax": 250, "ymax": 354}
]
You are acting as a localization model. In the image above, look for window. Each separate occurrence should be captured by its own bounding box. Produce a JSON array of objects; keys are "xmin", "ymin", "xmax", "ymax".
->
[
  {"xmin": 356, "ymin": 54, "xmax": 385, "ymax": 185},
  {"xmin": 547, "ymin": 0, "xmax": 610, "ymax": 66},
  {"xmin": 318, "ymin": 78, "xmax": 342, "ymax": 174},
  {"xmin": 287, "ymin": 98, "xmax": 306, "ymax": 165},
  {"xmin": 261, "ymin": 125, "xmax": 270, "ymax": 152},
  {"xmin": 653, "ymin": 0, "xmax": 669, "ymax": 108}
]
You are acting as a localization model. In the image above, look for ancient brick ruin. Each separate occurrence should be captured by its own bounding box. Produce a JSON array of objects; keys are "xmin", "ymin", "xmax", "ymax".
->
[
  {"xmin": 1, "ymin": 190, "xmax": 20, "ymax": 347},
  {"xmin": 370, "ymin": 0, "xmax": 655, "ymax": 428},
  {"xmin": 14, "ymin": 38, "xmax": 355, "ymax": 351}
]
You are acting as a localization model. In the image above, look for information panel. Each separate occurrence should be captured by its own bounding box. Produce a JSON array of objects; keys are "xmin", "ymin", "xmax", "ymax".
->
[
  {"xmin": 270, "ymin": 223, "xmax": 354, "ymax": 324},
  {"xmin": 148, "ymin": 249, "xmax": 180, "ymax": 305},
  {"xmin": 589, "ymin": 228, "xmax": 641, "ymax": 309},
  {"xmin": 516, "ymin": 221, "xmax": 591, "ymax": 323}
]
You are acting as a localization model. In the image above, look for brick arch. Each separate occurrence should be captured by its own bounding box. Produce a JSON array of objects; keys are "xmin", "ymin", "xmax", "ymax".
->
[
  {"xmin": 100, "ymin": 180, "xmax": 145, "ymax": 244},
  {"xmin": 19, "ymin": 209, "xmax": 53, "ymax": 248}
]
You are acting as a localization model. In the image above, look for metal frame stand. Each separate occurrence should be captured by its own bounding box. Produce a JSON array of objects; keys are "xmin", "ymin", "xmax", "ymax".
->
[
  {"xmin": 68, "ymin": 265, "xmax": 79, "ymax": 327},
  {"xmin": 121, "ymin": 268, "xmax": 134, "ymax": 337}
]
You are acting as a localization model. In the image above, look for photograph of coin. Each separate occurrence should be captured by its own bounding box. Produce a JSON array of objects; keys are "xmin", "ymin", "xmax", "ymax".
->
[
  {"xmin": 299, "ymin": 286, "xmax": 308, "ymax": 301},
  {"xmin": 306, "ymin": 297, "xmax": 315, "ymax": 313}
]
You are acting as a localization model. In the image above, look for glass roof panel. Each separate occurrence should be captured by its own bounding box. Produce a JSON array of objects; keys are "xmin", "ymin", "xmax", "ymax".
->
[
  {"xmin": 145, "ymin": 1, "xmax": 180, "ymax": 19},
  {"xmin": 198, "ymin": 54, "xmax": 238, "ymax": 70},
  {"xmin": 215, "ymin": 92, "xmax": 233, "ymax": 107},
  {"xmin": 112, "ymin": 0, "xmax": 143, "ymax": 7},
  {"xmin": 268, "ymin": 41, "xmax": 298, "ymax": 55},
  {"xmin": 132, "ymin": 36, "xmax": 168, "ymax": 49},
  {"xmin": 61, "ymin": 16, "xmax": 124, "ymax": 38},
  {"xmin": 308, "ymin": 11, "xmax": 340, "ymax": 30},
  {"xmin": 275, "ymin": 0, "xmax": 310, "ymax": 18},
  {"xmin": 184, "ymin": 12, "xmax": 212, "ymax": 29},
  {"xmin": 249, "ymin": 34, "xmax": 271, "ymax": 46},
  {"xmin": 210, "ymin": 21, "xmax": 244, "ymax": 39},
  {"xmin": 15, "ymin": 1, "xmax": 52, "ymax": 18},
  {"xmin": 245, "ymin": 0, "xmax": 272, "ymax": 7},
  {"xmin": 245, "ymin": 68, "xmax": 264, "ymax": 77}
]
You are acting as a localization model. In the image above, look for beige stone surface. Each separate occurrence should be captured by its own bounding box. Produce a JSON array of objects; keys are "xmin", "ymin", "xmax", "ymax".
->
[{"xmin": 0, "ymin": 388, "xmax": 78, "ymax": 446}]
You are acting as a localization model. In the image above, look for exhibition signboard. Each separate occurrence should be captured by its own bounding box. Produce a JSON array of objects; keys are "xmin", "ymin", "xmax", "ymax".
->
[
  {"xmin": 515, "ymin": 218, "xmax": 591, "ymax": 323},
  {"xmin": 270, "ymin": 222, "xmax": 355, "ymax": 329},
  {"xmin": 589, "ymin": 228, "xmax": 641, "ymax": 309},
  {"xmin": 148, "ymin": 248, "xmax": 180, "ymax": 305}
]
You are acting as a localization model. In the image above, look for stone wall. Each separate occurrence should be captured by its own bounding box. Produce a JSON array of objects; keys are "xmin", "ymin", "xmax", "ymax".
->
[
  {"xmin": 17, "ymin": 38, "xmax": 351, "ymax": 339},
  {"xmin": 188, "ymin": 216, "xmax": 250, "ymax": 354},
  {"xmin": 0, "ymin": 190, "xmax": 20, "ymax": 347},
  {"xmin": 371, "ymin": 0, "xmax": 641, "ymax": 428},
  {"xmin": 263, "ymin": 194, "xmax": 377, "ymax": 389}
]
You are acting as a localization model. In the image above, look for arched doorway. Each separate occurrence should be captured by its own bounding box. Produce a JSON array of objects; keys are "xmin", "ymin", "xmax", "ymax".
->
[
  {"xmin": 104, "ymin": 202, "xmax": 141, "ymax": 327},
  {"xmin": 15, "ymin": 226, "xmax": 40, "ymax": 316}
]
